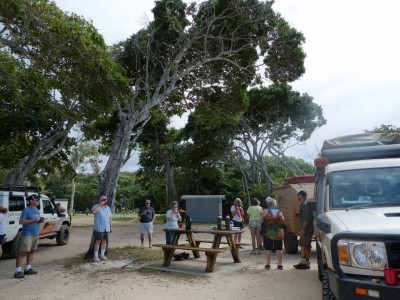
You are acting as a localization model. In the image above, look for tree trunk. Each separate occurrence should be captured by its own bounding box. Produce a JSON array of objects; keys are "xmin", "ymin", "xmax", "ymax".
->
[
  {"xmin": 69, "ymin": 178, "xmax": 76, "ymax": 215},
  {"xmin": 6, "ymin": 126, "xmax": 70, "ymax": 186}
]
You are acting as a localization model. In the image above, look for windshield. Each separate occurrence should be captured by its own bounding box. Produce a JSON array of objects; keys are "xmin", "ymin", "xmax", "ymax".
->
[{"xmin": 329, "ymin": 167, "xmax": 400, "ymax": 209}]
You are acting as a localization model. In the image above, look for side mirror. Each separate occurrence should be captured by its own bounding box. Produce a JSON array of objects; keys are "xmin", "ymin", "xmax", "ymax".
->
[{"xmin": 316, "ymin": 214, "xmax": 331, "ymax": 233}]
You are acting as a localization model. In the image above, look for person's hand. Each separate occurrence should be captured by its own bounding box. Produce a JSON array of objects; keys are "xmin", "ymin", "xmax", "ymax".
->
[
  {"xmin": 300, "ymin": 229, "xmax": 305, "ymax": 237},
  {"xmin": 35, "ymin": 216, "xmax": 40, "ymax": 222}
]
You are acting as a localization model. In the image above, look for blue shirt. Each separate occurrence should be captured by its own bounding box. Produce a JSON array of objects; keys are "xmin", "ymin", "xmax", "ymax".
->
[
  {"xmin": 20, "ymin": 207, "xmax": 40, "ymax": 236},
  {"xmin": 92, "ymin": 204, "xmax": 112, "ymax": 232}
]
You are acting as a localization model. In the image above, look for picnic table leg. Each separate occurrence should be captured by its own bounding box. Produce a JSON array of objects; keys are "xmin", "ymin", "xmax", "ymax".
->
[
  {"xmin": 162, "ymin": 248, "xmax": 176, "ymax": 266},
  {"xmin": 186, "ymin": 232, "xmax": 200, "ymax": 258},
  {"xmin": 205, "ymin": 253, "xmax": 218, "ymax": 272},
  {"xmin": 226, "ymin": 235, "xmax": 241, "ymax": 263}
]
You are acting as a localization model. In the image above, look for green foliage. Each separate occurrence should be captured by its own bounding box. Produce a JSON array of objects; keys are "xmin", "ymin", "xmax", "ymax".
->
[{"xmin": 364, "ymin": 124, "xmax": 400, "ymax": 133}]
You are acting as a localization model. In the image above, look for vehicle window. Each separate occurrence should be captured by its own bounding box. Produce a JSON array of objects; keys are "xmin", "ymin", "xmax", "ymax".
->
[
  {"xmin": 9, "ymin": 196, "xmax": 26, "ymax": 211},
  {"xmin": 329, "ymin": 167, "xmax": 400, "ymax": 209},
  {"xmin": 42, "ymin": 199, "xmax": 53, "ymax": 214}
]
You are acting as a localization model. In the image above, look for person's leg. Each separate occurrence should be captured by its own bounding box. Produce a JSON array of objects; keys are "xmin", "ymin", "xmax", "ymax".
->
[
  {"xmin": 93, "ymin": 239, "xmax": 101, "ymax": 260},
  {"xmin": 140, "ymin": 234, "xmax": 144, "ymax": 246},
  {"xmin": 275, "ymin": 240, "xmax": 283, "ymax": 269},
  {"xmin": 26, "ymin": 250, "xmax": 35, "ymax": 267},
  {"xmin": 100, "ymin": 238, "xmax": 108, "ymax": 259},
  {"xmin": 166, "ymin": 231, "xmax": 171, "ymax": 245},
  {"xmin": 249, "ymin": 227, "xmax": 256, "ymax": 250},
  {"xmin": 140, "ymin": 223, "xmax": 145, "ymax": 246},
  {"xmin": 264, "ymin": 238, "xmax": 272, "ymax": 269},
  {"xmin": 148, "ymin": 234, "xmax": 152, "ymax": 247},
  {"xmin": 256, "ymin": 229, "xmax": 262, "ymax": 250},
  {"xmin": 16, "ymin": 252, "xmax": 26, "ymax": 270}
]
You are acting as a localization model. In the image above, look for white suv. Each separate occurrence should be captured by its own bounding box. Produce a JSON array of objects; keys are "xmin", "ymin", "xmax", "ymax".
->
[
  {"xmin": 0, "ymin": 187, "xmax": 71, "ymax": 258},
  {"xmin": 314, "ymin": 134, "xmax": 400, "ymax": 299}
]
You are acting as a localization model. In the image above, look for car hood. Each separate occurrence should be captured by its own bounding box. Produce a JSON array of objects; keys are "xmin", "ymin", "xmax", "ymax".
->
[{"xmin": 332, "ymin": 207, "xmax": 400, "ymax": 234}]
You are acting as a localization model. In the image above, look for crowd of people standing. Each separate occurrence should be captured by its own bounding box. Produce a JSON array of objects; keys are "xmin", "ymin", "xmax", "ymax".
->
[{"xmin": 5, "ymin": 191, "xmax": 313, "ymax": 278}]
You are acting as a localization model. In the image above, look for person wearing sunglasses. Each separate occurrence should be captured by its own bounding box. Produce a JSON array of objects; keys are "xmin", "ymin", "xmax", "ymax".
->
[
  {"xmin": 138, "ymin": 199, "xmax": 155, "ymax": 248},
  {"xmin": 14, "ymin": 194, "xmax": 43, "ymax": 279}
]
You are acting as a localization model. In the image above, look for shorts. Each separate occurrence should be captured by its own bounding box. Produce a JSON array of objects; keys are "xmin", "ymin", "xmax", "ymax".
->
[
  {"xmin": 233, "ymin": 220, "xmax": 244, "ymax": 229},
  {"xmin": 263, "ymin": 238, "xmax": 283, "ymax": 251},
  {"xmin": 249, "ymin": 220, "xmax": 261, "ymax": 231},
  {"xmin": 299, "ymin": 231, "xmax": 313, "ymax": 247},
  {"xmin": 93, "ymin": 230, "xmax": 109, "ymax": 241},
  {"xmin": 18, "ymin": 235, "xmax": 39, "ymax": 253},
  {"xmin": 140, "ymin": 222, "xmax": 153, "ymax": 234},
  {"xmin": 0, "ymin": 234, "xmax": 6, "ymax": 244}
]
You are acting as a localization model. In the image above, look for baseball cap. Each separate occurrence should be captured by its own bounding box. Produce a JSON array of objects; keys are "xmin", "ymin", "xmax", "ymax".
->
[
  {"xmin": 27, "ymin": 194, "xmax": 40, "ymax": 201},
  {"xmin": 296, "ymin": 190, "xmax": 307, "ymax": 197},
  {"xmin": 99, "ymin": 195, "xmax": 107, "ymax": 201}
]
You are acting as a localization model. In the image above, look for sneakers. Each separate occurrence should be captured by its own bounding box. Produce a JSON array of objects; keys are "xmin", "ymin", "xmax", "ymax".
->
[
  {"xmin": 99, "ymin": 256, "xmax": 108, "ymax": 261},
  {"xmin": 277, "ymin": 265, "xmax": 283, "ymax": 270},
  {"xmin": 93, "ymin": 257, "xmax": 101, "ymax": 262},
  {"xmin": 14, "ymin": 271, "xmax": 25, "ymax": 279},
  {"xmin": 264, "ymin": 264, "xmax": 271, "ymax": 269},
  {"xmin": 24, "ymin": 268, "xmax": 38, "ymax": 275},
  {"xmin": 293, "ymin": 263, "xmax": 310, "ymax": 269}
]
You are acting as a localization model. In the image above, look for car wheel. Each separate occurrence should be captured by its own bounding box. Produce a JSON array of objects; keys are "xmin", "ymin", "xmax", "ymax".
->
[
  {"xmin": 9, "ymin": 231, "xmax": 22, "ymax": 258},
  {"xmin": 56, "ymin": 225, "xmax": 70, "ymax": 245},
  {"xmin": 316, "ymin": 241, "xmax": 323, "ymax": 282},
  {"xmin": 283, "ymin": 230, "xmax": 298, "ymax": 254},
  {"xmin": 322, "ymin": 269, "xmax": 337, "ymax": 300}
]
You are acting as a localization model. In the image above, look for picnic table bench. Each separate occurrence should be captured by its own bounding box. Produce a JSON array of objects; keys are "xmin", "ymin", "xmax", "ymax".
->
[
  {"xmin": 152, "ymin": 228, "xmax": 245, "ymax": 272},
  {"xmin": 152, "ymin": 243, "xmax": 231, "ymax": 272}
]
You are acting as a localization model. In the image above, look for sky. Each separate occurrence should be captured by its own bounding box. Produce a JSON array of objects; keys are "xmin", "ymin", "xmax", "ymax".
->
[{"xmin": 54, "ymin": 0, "xmax": 400, "ymax": 170}]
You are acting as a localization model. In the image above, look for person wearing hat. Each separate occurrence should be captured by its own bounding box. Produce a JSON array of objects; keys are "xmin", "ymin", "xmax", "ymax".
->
[
  {"xmin": 14, "ymin": 194, "xmax": 43, "ymax": 279},
  {"xmin": 293, "ymin": 189, "xmax": 313, "ymax": 269},
  {"xmin": 91, "ymin": 195, "xmax": 112, "ymax": 262},
  {"xmin": 231, "ymin": 198, "xmax": 245, "ymax": 245}
]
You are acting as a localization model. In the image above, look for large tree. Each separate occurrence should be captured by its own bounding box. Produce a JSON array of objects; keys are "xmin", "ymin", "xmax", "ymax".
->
[
  {"xmin": 232, "ymin": 84, "xmax": 326, "ymax": 195},
  {"xmin": 95, "ymin": 0, "xmax": 307, "ymax": 204},
  {"xmin": 0, "ymin": 0, "xmax": 128, "ymax": 186}
]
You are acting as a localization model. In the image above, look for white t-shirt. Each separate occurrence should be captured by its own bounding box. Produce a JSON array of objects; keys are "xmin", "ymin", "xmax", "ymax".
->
[
  {"xmin": 231, "ymin": 205, "xmax": 243, "ymax": 222},
  {"xmin": 0, "ymin": 213, "xmax": 7, "ymax": 235}
]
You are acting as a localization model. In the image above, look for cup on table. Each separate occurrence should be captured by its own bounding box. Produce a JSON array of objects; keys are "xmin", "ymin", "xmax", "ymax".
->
[
  {"xmin": 384, "ymin": 268, "xmax": 399, "ymax": 286},
  {"xmin": 178, "ymin": 223, "xmax": 183, "ymax": 228}
]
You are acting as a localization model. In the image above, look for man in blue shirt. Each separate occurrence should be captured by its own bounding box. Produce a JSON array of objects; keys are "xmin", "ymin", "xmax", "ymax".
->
[
  {"xmin": 91, "ymin": 195, "xmax": 112, "ymax": 262},
  {"xmin": 14, "ymin": 194, "xmax": 42, "ymax": 279}
]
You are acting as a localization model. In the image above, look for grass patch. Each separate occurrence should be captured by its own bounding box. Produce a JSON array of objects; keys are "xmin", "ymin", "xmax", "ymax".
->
[{"xmin": 63, "ymin": 246, "xmax": 163, "ymax": 269}]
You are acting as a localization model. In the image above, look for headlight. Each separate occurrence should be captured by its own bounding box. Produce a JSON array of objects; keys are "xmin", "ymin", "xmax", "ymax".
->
[{"xmin": 338, "ymin": 240, "xmax": 387, "ymax": 270}]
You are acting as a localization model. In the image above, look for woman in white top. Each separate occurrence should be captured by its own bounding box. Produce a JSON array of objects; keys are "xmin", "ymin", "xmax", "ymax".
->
[
  {"xmin": 231, "ymin": 198, "xmax": 245, "ymax": 244},
  {"xmin": 164, "ymin": 201, "xmax": 182, "ymax": 244}
]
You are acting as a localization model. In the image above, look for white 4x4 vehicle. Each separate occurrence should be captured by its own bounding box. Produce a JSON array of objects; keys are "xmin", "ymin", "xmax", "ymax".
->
[
  {"xmin": 0, "ymin": 186, "xmax": 71, "ymax": 257},
  {"xmin": 314, "ymin": 133, "xmax": 400, "ymax": 299}
]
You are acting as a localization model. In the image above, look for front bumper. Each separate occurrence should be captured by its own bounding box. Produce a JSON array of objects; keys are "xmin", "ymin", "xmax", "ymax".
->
[{"xmin": 328, "ymin": 268, "xmax": 400, "ymax": 299}]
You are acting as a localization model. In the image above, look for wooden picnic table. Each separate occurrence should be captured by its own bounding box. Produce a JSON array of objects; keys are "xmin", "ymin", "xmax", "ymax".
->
[{"xmin": 153, "ymin": 228, "xmax": 245, "ymax": 272}]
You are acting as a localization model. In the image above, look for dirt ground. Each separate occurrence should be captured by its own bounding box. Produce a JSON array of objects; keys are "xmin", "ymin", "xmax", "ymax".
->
[{"xmin": 0, "ymin": 217, "xmax": 322, "ymax": 300}]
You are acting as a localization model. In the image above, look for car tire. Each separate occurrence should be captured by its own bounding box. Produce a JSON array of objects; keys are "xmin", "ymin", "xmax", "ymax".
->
[
  {"xmin": 322, "ymin": 269, "xmax": 337, "ymax": 300},
  {"xmin": 316, "ymin": 241, "xmax": 324, "ymax": 282},
  {"xmin": 283, "ymin": 230, "xmax": 298, "ymax": 254},
  {"xmin": 10, "ymin": 231, "xmax": 22, "ymax": 258},
  {"xmin": 56, "ymin": 225, "xmax": 70, "ymax": 245}
]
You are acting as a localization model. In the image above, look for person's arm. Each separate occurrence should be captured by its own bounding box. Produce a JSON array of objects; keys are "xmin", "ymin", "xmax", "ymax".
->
[
  {"xmin": 278, "ymin": 210, "xmax": 285, "ymax": 222},
  {"xmin": 151, "ymin": 208, "xmax": 156, "ymax": 222},
  {"xmin": 19, "ymin": 210, "xmax": 39, "ymax": 225},
  {"xmin": 91, "ymin": 204, "xmax": 101, "ymax": 215},
  {"xmin": 259, "ymin": 209, "xmax": 266, "ymax": 224}
]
